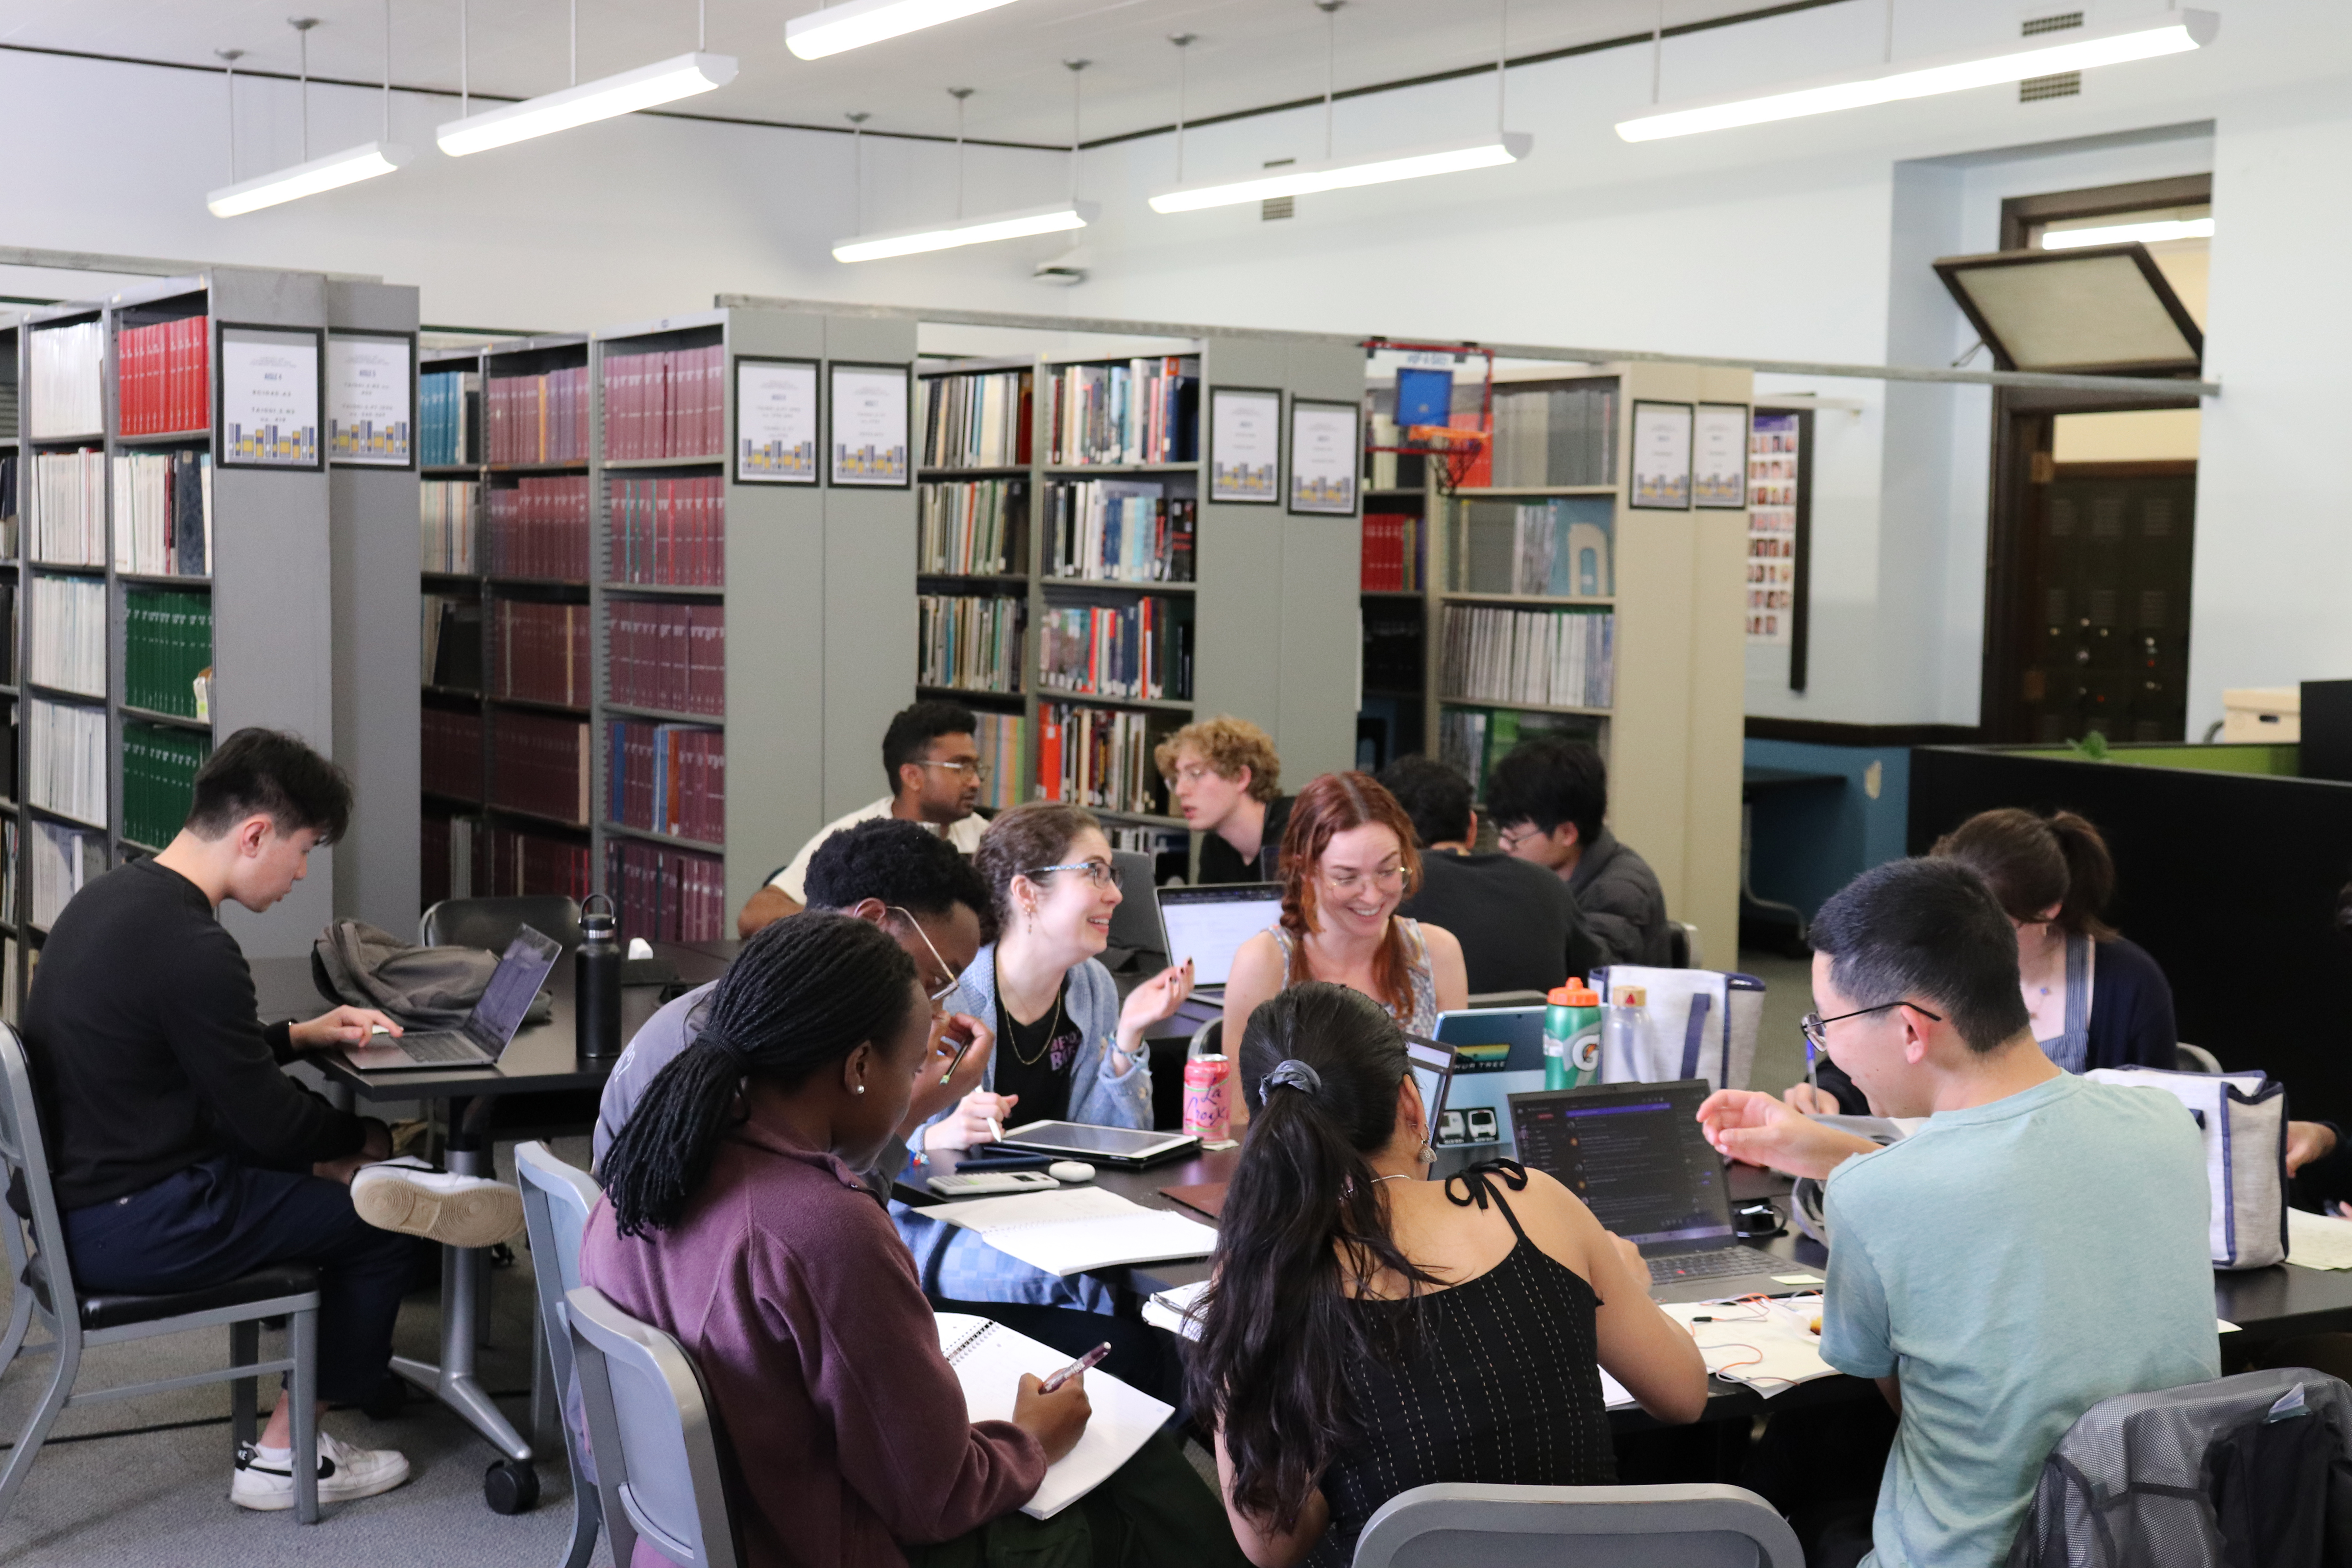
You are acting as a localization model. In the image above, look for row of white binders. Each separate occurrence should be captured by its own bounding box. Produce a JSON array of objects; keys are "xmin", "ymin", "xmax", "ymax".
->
[
  {"xmin": 28, "ymin": 699, "xmax": 108, "ymax": 830},
  {"xmin": 30, "ymin": 576, "xmax": 105, "ymax": 698},
  {"xmin": 1440, "ymin": 605, "xmax": 1616, "ymax": 712}
]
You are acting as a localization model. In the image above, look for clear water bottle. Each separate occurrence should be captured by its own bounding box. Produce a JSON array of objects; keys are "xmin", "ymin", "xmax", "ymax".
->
[{"xmin": 1604, "ymin": 983, "xmax": 1647, "ymax": 1082}]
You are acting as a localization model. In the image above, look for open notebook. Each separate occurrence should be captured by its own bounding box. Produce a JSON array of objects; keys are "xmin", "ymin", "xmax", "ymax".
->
[
  {"xmin": 926, "ymin": 1186, "xmax": 1218, "ymax": 1276},
  {"xmin": 935, "ymin": 1313, "xmax": 1174, "ymax": 1519}
]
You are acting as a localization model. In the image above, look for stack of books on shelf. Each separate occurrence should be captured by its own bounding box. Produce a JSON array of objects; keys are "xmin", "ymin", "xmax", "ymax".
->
[
  {"xmin": 489, "ymin": 477, "xmax": 591, "ymax": 580},
  {"xmin": 602, "ymin": 345, "xmax": 724, "ymax": 461},
  {"xmin": 973, "ymin": 711, "xmax": 1023, "ymax": 812},
  {"xmin": 27, "ymin": 699, "xmax": 106, "ymax": 827},
  {"xmin": 0, "ymin": 367, "xmax": 18, "ymax": 437},
  {"xmin": 1440, "ymin": 605, "xmax": 1616, "ymax": 711},
  {"xmin": 487, "ymin": 367, "xmax": 589, "ymax": 465},
  {"xmin": 607, "ymin": 721, "xmax": 725, "ymax": 843},
  {"xmin": 115, "ymin": 317, "xmax": 210, "ymax": 435},
  {"xmin": 1361, "ymin": 607, "xmax": 1423, "ymax": 693},
  {"xmin": 493, "ymin": 600, "xmax": 590, "ymax": 707},
  {"xmin": 606, "ymin": 602, "xmax": 724, "ymax": 716},
  {"xmin": 421, "ymin": 481, "xmax": 478, "ymax": 572},
  {"xmin": 112, "ymin": 450, "xmax": 213, "ymax": 576},
  {"xmin": 1036, "ymin": 705, "xmax": 1165, "ymax": 818},
  {"xmin": 918, "ymin": 594, "xmax": 1022, "ymax": 695},
  {"xmin": 1048, "ymin": 357, "xmax": 1199, "ymax": 466},
  {"xmin": 0, "ymin": 702, "xmax": 18, "ymax": 801},
  {"xmin": 421, "ymin": 706, "xmax": 483, "ymax": 800},
  {"xmin": 1485, "ymin": 383, "xmax": 1619, "ymax": 488},
  {"xmin": 29, "ymin": 322, "xmax": 103, "ymax": 437},
  {"xmin": 919, "ymin": 479, "xmax": 1024, "ymax": 576},
  {"xmin": 0, "ymin": 818, "xmax": 16, "ymax": 921},
  {"xmin": 921, "ymin": 370, "xmax": 1032, "ymax": 468},
  {"xmin": 124, "ymin": 588, "xmax": 213, "ymax": 717},
  {"xmin": 1038, "ymin": 599, "xmax": 1191, "ymax": 703},
  {"xmin": 489, "ymin": 710, "xmax": 590, "ymax": 826},
  {"xmin": 121, "ymin": 721, "xmax": 208, "ymax": 849},
  {"xmin": 1439, "ymin": 707, "xmax": 1598, "ymax": 800},
  {"xmin": 606, "ymin": 840, "xmax": 726, "ymax": 943},
  {"xmin": 1041, "ymin": 482, "xmax": 1195, "ymax": 582},
  {"xmin": 0, "ymin": 457, "xmax": 18, "ymax": 556},
  {"xmin": 609, "ymin": 476, "xmax": 724, "ymax": 585},
  {"xmin": 1361, "ymin": 512, "xmax": 1422, "ymax": 592},
  {"xmin": 30, "ymin": 575, "xmax": 105, "ymax": 697},
  {"xmin": 421, "ymin": 368, "xmax": 479, "ymax": 466},
  {"xmin": 422, "ymin": 595, "xmax": 484, "ymax": 689},
  {"xmin": 487, "ymin": 824, "xmax": 591, "ymax": 899},
  {"xmin": 30, "ymin": 818, "xmax": 102, "ymax": 929},
  {"xmin": 0, "ymin": 581, "xmax": 16, "ymax": 686},
  {"xmin": 1458, "ymin": 499, "xmax": 1615, "ymax": 598},
  {"xmin": 31, "ymin": 450, "xmax": 105, "ymax": 564}
]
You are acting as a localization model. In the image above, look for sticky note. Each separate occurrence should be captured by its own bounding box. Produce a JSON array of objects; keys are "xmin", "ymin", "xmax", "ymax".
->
[{"xmin": 1771, "ymin": 1273, "xmax": 1826, "ymax": 1286}]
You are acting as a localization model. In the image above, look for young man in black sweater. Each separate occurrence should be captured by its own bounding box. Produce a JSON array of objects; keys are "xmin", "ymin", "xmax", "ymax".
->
[{"xmin": 24, "ymin": 728, "xmax": 515, "ymax": 1511}]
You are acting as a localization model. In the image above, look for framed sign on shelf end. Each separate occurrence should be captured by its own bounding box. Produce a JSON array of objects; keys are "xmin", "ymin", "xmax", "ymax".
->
[
  {"xmin": 736, "ymin": 355, "xmax": 820, "ymax": 485},
  {"xmin": 218, "ymin": 322, "xmax": 325, "ymax": 472},
  {"xmin": 828, "ymin": 361, "xmax": 912, "ymax": 489},
  {"xmin": 1209, "ymin": 386, "xmax": 1282, "ymax": 505}
]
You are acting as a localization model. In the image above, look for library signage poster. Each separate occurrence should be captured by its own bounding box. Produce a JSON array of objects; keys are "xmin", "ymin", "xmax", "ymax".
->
[
  {"xmin": 1629, "ymin": 399, "xmax": 1692, "ymax": 511},
  {"xmin": 327, "ymin": 330, "xmax": 415, "ymax": 468},
  {"xmin": 1691, "ymin": 403, "xmax": 1749, "ymax": 509},
  {"xmin": 736, "ymin": 356, "xmax": 819, "ymax": 484},
  {"xmin": 829, "ymin": 362, "xmax": 912, "ymax": 488},
  {"xmin": 1210, "ymin": 387, "xmax": 1281, "ymax": 504},
  {"xmin": 218, "ymin": 324, "xmax": 323, "ymax": 470},
  {"xmin": 1289, "ymin": 398, "xmax": 1361, "ymax": 516}
]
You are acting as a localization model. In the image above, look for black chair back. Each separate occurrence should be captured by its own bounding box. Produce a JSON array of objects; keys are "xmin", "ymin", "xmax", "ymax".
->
[{"xmin": 421, "ymin": 895, "xmax": 584, "ymax": 954}]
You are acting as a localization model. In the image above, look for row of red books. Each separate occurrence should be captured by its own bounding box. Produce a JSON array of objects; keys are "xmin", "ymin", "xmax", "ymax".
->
[
  {"xmin": 487, "ymin": 367, "xmax": 590, "ymax": 466},
  {"xmin": 493, "ymin": 601, "xmax": 590, "ymax": 708},
  {"xmin": 488, "ymin": 710, "xmax": 591, "ymax": 827},
  {"xmin": 608, "ymin": 721, "xmax": 725, "ymax": 844},
  {"xmin": 607, "ymin": 601, "xmax": 725, "ymax": 717},
  {"xmin": 486, "ymin": 825, "xmax": 592, "ymax": 900},
  {"xmin": 421, "ymin": 707, "xmax": 483, "ymax": 800},
  {"xmin": 607, "ymin": 839, "xmax": 728, "ymax": 943},
  {"xmin": 602, "ymin": 344, "xmax": 724, "ymax": 462},
  {"xmin": 1361, "ymin": 512, "xmax": 1424, "ymax": 593},
  {"xmin": 489, "ymin": 477, "xmax": 591, "ymax": 581},
  {"xmin": 611, "ymin": 476, "xmax": 725, "ymax": 586},
  {"xmin": 117, "ymin": 317, "xmax": 209, "ymax": 437}
]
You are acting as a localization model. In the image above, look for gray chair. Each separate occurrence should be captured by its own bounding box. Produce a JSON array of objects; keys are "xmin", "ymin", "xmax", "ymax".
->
[
  {"xmin": 420, "ymin": 894, "xmax": 584, "ymax": 955},
  {"xmin": 1352, "ymin": 1481, "xmax": 1803, "ymax": 1568},
  {"xmin": 516, "ymin": 1141, "xmax": 606, "ymax": 1568},
  {"xmin": 0, "ymin": 1022, "xmax": 323, "ymax": 1525},
  {"xmin": 567, "ymin": 1284, "xmax": 740, "ymax": 1568},
  {"xmin": 1466, "ymin": 990, "xmax": 1549, "ymax": 1009},
  {"xmin": 2176, "ymin": 1043, "xmax": 2224, "ymax": 1075},
  {"xmin": 1666, "ymin": 921, "xmax": 1703, "ymax": 970}
]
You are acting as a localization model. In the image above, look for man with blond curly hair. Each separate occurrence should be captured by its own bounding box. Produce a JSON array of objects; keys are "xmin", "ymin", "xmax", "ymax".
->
[{"xmin": 1154, "ymin": 715, "xmax": 1291, "ymax": 884}]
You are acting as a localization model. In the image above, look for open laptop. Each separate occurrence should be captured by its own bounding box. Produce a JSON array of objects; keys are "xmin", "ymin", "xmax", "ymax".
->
[
  {"xmin": 1509, "ymin": 1079, "xmax": 1809, "ymax": 1303},
  {"xmin": 341, "ymin": 926, "xmax": 564, "ymax": 1072},
  {"xmin": 1103, "ymin": 851, "xmax": 1166, "ymax": 962},
  {"xmin": 1428, "ymin": 1006, "xmax": 1547, "ymax": 1152},
  {"xmin": 1153, "ymin": 882, "xmax": 1281, "ymax": 998},
  {"xmin": 1401, "ymin": 1034, "xmax": 1458, "ymax": 1145}
]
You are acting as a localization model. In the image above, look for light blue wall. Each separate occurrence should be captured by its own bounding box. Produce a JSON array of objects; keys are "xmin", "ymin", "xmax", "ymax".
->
[{"xmin": 1743, "ymin": 739, "xmax": 1914, "ymax": 920}]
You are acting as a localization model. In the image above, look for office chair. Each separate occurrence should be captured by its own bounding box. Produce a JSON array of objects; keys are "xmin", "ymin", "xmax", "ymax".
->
[
  {"xmin": 1666, "ymin": 920, "xmax": 1703, "ymax": 970},
  {"xmin": 515, "ymin": 1141, "xmax": 606, "ymax": 1568},
  {"xmin": 567, "ymin": 1285, "xmax": 742, "ymax": 1568},
  {"xmin": 0, "ymin": 1023, "xmax": 324, "ymax": 1526},
  {"xmin": 1351, "ymin": 1481, "xmax": 1803, "ymax": 1568},
  {"xmin": 2176, "ymin": 1043, "xmax": 2224, "ymax": 1075},
  {"xmin": 420, "ymin": 894, "xmax": 585, "ymax": 954}
]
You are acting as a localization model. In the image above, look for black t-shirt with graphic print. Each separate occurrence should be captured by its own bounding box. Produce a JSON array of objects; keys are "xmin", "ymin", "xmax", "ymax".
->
[{"xmin": 993, "ymin": 978, "xmax": 1082, "ymax": 1128}]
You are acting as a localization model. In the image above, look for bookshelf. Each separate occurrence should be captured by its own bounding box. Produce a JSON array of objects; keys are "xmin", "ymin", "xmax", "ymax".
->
[
  {"xmin": 418, "ymin": 343, "xmax": 488, "ymax": 910},
  {"xmin": 0, "ymin": 314, "xmax": 21, "ymax": 1016}
]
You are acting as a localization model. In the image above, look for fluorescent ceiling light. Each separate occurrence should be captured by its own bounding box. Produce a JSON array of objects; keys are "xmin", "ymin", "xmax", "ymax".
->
[
  {"xmin": 1150, "ymin": 132, "xmax": 1531, "ymax": 214},
  {"xmin": 437, "ymin": 52, "xmax": 737, "ymax": 156},
  {"xmin": 1615, "ymin": 10, "xmax": 2217, "ymax": 142},
  {"xmin": 2042, "ymin": 217, "xmax": 2214, "ymax": 249},
  {"xmin": 787, "ymin": 0, "xmax": 1022, "ymax": 61},
  {"xmin": 207, "ymin": 141, "xmax": 412, "ymax": 217},
  {"xmin": 833, "ymin": 201, "xmax": 1095, "ymax": 263}
]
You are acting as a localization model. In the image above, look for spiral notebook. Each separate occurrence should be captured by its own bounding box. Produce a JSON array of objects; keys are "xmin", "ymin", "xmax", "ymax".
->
[
  {"xmin": 935, "ymin": 1313, "xmax": 1174, "ymax": 1519},
  {"xmin": 925, "ymin": 1186, "xmax": 1218, "ymax": 1276}
]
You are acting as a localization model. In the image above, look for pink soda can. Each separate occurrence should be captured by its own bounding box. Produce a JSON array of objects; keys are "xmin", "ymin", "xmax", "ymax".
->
[{"xmin": 1183, "ymin": 1054, "xmax": 1233, "ymax": 1141}]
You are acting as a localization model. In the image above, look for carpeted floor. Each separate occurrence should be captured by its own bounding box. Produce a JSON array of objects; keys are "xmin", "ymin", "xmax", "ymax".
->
[{"xmin": 1740, "ymin": 945, "xmax": 1814, "ymax": 1099}]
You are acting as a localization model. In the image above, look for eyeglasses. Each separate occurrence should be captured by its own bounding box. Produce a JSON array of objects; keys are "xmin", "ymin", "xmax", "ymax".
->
[
  {"xmin": 1323, "ymin": 864, "xmax": 1407, "ymax": 895},
  {"xmin": 1799, "ymin": 1000, "xmax": 1944, "ymax": 1052},
  {"xmin": 1025, "ymin": 860, "xmax": 1123, "ymax": 890},
  {"xmin": 916, "ymin": 758, "xmax": 990, "ymax": 783},
  {"xmin": 1496, "ymin": 824, "xmax": 1545, "ymax": 853},
  {"xmin": 887, "ymin": 906, "xmax": 966, "ymax": 1009},
  {"xmin": 1169, "ymin": 763, "xmax": 1226, "ymax": 786}
]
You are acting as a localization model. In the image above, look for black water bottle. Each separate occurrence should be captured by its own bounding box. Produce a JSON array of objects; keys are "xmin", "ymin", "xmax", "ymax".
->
[{"xmin": 576, "ymin": 894, "xmax": 621, "ymax": 1060}]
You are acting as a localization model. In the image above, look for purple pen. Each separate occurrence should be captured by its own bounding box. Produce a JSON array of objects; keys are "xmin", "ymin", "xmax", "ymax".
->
[{"xmin": 1041, "ymin": 1341, "xmax": 1112, "ymax": 1393}]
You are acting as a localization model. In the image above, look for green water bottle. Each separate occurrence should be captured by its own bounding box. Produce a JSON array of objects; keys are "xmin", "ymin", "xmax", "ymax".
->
[{"xmin": 1544, "ymin": 980, "xmax": 1603, "ymax": 1090}]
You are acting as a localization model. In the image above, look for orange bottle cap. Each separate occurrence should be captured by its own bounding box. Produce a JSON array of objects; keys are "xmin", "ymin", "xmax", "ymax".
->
[{"xmin": 1556, "ymin": 979, "xmax": 1600, "ymax": 1006}]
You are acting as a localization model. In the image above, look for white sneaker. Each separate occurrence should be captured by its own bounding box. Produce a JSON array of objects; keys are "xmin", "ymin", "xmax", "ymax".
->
[
  {"xmin": 351, "ymin": 1162, "xmax": 524, "ymax": 1248},
  {"xmin": 232, "ymin": 1429, "xmax": 411, "ymax": 1510}
]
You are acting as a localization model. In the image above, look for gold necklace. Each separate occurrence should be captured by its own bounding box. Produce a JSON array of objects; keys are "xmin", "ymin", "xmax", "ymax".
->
[{"xmin": 1004, "ymin": 985, "xmax": 1066, "ymax": 1068}]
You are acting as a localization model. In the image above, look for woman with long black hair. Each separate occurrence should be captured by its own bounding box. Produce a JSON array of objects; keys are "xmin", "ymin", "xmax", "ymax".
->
[{"xmin": 1186, "ymin": 984, "xmax": 1708, "ymax": 1568}]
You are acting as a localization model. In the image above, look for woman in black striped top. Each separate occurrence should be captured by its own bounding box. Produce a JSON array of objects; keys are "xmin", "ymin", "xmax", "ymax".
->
[{"xmin": 1186, "ymin": 984, "xmax": 1708, "ymax": 1568}]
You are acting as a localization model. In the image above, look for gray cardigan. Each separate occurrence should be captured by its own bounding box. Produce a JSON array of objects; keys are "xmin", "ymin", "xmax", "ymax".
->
[{"xmin": 916, "ymin": 942, "xmax": 1152, "ymax": 1140}]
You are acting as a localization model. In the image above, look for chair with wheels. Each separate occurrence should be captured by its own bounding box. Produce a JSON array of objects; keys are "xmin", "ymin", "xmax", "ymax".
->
[
  {"xmin": 568, "ymin": 1284, "xmax": 744, "ymax": 1568},
  {"xmin": 2176, "ymin": 1043, "xmax": 2224, "ymax": 1075},
  {"xmin": 420, "ymin": 895, "xmax": 585, "ymax": 955},
  {"xmin": 1351, "ymin": 1481, "xmax": 1803, "ymax": 1568},
  {"xmin": 516, "ymin": 1141, "xmax": 606, "ymax": 1568},
  {"xmin": 0, "ymin": 1022, "xmax": 325, "ymax": 1527}
]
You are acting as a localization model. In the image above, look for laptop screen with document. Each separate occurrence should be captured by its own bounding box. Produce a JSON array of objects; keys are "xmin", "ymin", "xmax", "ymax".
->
[
  {"xmin": 1155, "ymin": 883, "xmax": 1280, "ymax": 988},
  {"xmin": 1508, "ymin": 1080, "xmax": 1734, "ymax": 1247}
]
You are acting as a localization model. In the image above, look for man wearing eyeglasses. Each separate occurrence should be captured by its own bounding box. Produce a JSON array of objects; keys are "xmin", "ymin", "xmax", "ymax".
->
[
  {"xmin": 737, "ymin": 699, "xmax": 992, "ymax": 937},
  {"xmin": 1696, "ymin": 858, "xmax": 2215, "ymax": 1568}
]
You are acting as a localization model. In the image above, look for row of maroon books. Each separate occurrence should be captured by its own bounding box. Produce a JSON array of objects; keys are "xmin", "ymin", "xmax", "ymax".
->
[
  {"xmin": 118, "ymin": 316, "xmax": 209, "ymax": 436},
  {"xmin": 489, "ymin": 477, "xmax": 591, "ymax": 581},
  {"xmin": 493, "ymin": 600, "xmax": 590, "ymax": 708},
  {"xmin": 488, "ymin": 710, "xmax": 590, "ymax": 826},
  {"xmin": 611, "ymin": 475, "xmax": 725, "ymax": 586},
  {"xmin": 487, "ymin": 826, "xmax": 591, "ymax": 899},
  {"xmin": 608, "ymin": 720, "xmax": 725, "ymax": 844},
  {"xmin": 602, "ymin": 344, "xmax": 724, "ymax": 462},
  {"xmin": 607, "ymin": 839, "xmax": 727, "ymax": 943},
  {"xmin": 421, "ymin": 706, "xmax": 483, "ymax": 800},
  {"xmin": 487, "ymin": 367, "xmax": 590, "ymax": 466},
  {"xmin": 607, "ymin": 601, "xmax": 725, "ymax": 717}
]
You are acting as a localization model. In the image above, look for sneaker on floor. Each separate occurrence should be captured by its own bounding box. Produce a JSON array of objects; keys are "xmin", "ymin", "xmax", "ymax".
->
[
  {"xmin": 350, "ymin": 1164, "xmax": 524, "ymax": 1248},
  {"xmin": 232, "ymin": 1430, "xmax": 411, "ymax": 1511}
]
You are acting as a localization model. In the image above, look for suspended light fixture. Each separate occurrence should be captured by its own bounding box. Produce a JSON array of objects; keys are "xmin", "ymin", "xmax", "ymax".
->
[
  {"xmin": 1615, "ymin": 9, "xmax": 2217, "ymax": 142},
  {"xmin": 833, "ymin": 73, "xmax": 1095, "ymax": 263},
  {"xmin": 209, "ymin": 14, "xmax": 412, "ymax": 217},
  {"xmin": 786, "ymin": 0, "xmax": 1024, "ymax": 63},
  {"xmin": 1151, "ymin": 0, "xmax": 1530, "ymax": 216},
  {"xmin": 438, "ymin": 0, "xmax": 735, "ymax": 156}
]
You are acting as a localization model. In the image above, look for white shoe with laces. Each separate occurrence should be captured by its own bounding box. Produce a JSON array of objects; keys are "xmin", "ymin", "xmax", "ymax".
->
[
  {"xmin": 231, "ymin": 1428, "xmax": 411, "ymax": 1510},
  {"xmin": 350, "ymin": 1158, "xmax": 524, "ymax": 1248}
]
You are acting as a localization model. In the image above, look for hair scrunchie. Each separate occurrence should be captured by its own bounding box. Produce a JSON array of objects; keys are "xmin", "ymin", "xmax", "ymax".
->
[
  {"xmin": 1260, "ymin": 1058, "xmax": 1322, "ymax": 1105},
  {"xmin": 693, "ymin": 1026, "xmax": 752, "ymax": 1062}
]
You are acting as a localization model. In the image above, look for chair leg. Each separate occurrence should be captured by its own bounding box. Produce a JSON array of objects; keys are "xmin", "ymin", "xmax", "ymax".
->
[
  {"xmin": 0, "ymin": 1271, "xmax": 33, "ymax": 1378},
  {"xmin": 0, "ymin": 1333, "xmax": 78, "ymax": 1530},
  {"xmin": 561, "ymin": 1481, "xmax": 601, "ymax": 1568},
  {"xmin": 291, "ymin": 1307, "xmax": 319, "ymax": 1525},
  {"xmin": 230, "ymin": 1320, "xmax": 260, "ymax": 1450}
]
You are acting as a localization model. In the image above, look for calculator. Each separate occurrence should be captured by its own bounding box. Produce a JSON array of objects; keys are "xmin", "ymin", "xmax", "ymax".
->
[{"xmin": 927, "ymin": 1169, "xmax": 1062, "ymax": 1197}]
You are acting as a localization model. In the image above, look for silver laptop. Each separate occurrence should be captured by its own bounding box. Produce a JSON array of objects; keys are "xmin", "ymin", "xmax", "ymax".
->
[
  {"xmin": 342, "ymin": 926, "xmax": 563, "ymax": 1072},
  {"xmin": 1153, "ymin": 882, "xmax": 1282, "ymax": 996}
]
